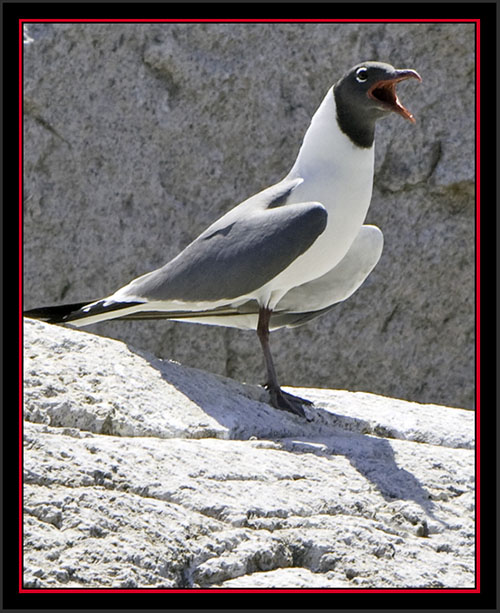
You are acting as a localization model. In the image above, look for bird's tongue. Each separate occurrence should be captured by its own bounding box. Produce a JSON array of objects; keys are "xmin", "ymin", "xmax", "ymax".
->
[{"xmin": 368, "ymin": 70, "xmax": 422, "ymax": 123}]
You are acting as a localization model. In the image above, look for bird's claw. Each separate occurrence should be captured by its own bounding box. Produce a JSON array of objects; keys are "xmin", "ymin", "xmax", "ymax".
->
[
  {"xmin": 280, "ymin": 389, "xmax": 314, "ymax": 406},
  {"xmin": 263, "ymin": 384, "xmax": 312, "ymax": 418}
]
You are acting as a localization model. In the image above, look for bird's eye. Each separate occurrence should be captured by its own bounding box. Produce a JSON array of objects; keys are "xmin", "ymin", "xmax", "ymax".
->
[{"xmin": 356, "ymin": 67, "xmax": 368, "ymax": 83}]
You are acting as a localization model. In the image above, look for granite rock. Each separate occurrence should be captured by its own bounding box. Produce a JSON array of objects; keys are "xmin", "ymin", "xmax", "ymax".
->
[{"xmin": 23, "ymin": 319, "xmax": 475, "ymax": 589}]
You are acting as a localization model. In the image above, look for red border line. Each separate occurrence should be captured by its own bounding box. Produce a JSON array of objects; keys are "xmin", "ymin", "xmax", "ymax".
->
[
  {"xmin": 19, "ymin": 18, "xmax": 25, "ymax": 596},
  {"xmin": 21, "ymin": 18, "xmax": 478, "ymax": 24},
  {"xmin": 474, "ymin": 17, "xmax": 480, "ymax": 592},
  {"xmin": 19, "ymin": 17, "xmax": 481, "ymax": 596},
  {"xmin": 19, "ymin": 588, "xmax": 480, "ymax": 594}
]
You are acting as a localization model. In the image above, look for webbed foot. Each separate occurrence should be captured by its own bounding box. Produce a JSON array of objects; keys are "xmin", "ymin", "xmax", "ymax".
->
[{"xmin": 264, "ymin": 384, "xmax": 312, "ymax": 418}]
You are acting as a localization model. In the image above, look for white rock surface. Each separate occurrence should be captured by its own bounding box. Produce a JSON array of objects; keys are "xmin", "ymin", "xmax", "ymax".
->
[{"xmin": 23, "ymin": 319, "xmax": 475, "ymax": 589}]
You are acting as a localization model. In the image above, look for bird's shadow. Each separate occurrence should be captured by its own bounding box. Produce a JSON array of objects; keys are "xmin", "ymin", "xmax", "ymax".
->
[
  {"xmin": 282, "ymin": 432, "xmax": 441, "ymax": 524},
  {"xmin": 129, "ymin": 345, "xmax": 442, "ymax": 523}
]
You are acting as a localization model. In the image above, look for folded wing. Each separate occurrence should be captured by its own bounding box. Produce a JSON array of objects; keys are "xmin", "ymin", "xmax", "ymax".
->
[{"xmin": 24, "ymin": 178, "xmax": 328, "ymax": 326}]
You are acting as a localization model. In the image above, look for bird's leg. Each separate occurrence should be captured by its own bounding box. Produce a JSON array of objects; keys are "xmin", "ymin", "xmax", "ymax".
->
[
  {"xmin": 275, "ymin": 388, "xmax": 314, "ymax": 406},
  {"xmin": 256, "ymin": 307, "xmax": 311, "ymax": 417}
]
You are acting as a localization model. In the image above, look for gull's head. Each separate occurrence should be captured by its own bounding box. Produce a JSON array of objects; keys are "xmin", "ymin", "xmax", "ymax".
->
[
  {"xmin": 333, "ymin": 61, "xmax": 422, "ymax": 148},
  {"xmin": 334, "ymin": 61, "xmax": 422, "ymax": 124}
]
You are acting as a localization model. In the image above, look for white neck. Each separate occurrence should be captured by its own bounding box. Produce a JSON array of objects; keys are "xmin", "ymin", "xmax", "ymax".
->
[{"xmin": 286, "ymin": 86, "xmax": 374, "ymax": 181}]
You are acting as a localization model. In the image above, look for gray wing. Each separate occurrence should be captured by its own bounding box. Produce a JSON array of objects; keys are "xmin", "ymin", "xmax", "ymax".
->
[
  {"xmin": 120, "ymin": 181, "xmax": 327, "ymax": 303},
  {"xmin": 104, "ymin": 224, "xmax": 380, "ymax": 332},
  {"xmin": 276, "ymin": 224, "xmax": 383, "ymax": 311},
  {"xmin": 271, "ymin": 224, "xmax": 384, "ymax": 327}
]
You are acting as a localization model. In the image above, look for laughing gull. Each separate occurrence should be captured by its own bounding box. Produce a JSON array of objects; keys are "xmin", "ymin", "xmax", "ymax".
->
[{"xmin": 25, "ymin": 61, "xmax": 421, "ymax": 417}]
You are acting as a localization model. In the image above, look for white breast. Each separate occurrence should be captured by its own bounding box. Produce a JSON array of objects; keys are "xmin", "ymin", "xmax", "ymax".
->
[{"xmin": 258, "ymin": 87, "xmax": 375, "ymax": 308}]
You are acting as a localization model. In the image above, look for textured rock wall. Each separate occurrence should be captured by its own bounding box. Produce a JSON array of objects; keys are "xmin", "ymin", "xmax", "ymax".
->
[
  {"xmin": 23, "ymin": 320, "xmax": 475, "ymax": 589},
  {"xmin": 23, "ymin": 22, "xmax": 475, "ymax": 409}
]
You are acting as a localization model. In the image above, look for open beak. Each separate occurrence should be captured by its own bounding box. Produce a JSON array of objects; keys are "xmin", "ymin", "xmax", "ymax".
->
[{"xmin": 368, "ymin": 69, "xmax": 422, "ymax": 123}]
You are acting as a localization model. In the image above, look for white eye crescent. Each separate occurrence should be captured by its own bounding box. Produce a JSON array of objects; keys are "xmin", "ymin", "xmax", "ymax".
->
[{"xmin": 356, "ymin": 67, "xmax": 368, "ymax": 83}]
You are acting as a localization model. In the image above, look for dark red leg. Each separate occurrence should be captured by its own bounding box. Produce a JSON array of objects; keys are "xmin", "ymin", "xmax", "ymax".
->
[{"xmin": 256, "ymin": 307, "xmax": 311, "ymax": 417}]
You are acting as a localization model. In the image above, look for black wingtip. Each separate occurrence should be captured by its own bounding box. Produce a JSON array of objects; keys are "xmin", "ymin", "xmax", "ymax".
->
[
  {"xmin": 23, "ymin": 301, "xmax": 94, "ymax": 324},
  {"xmin": 24, "ymin": 299, "xmax": 146, "ymax": 324}
]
